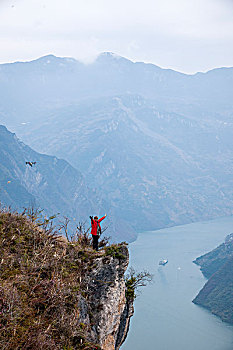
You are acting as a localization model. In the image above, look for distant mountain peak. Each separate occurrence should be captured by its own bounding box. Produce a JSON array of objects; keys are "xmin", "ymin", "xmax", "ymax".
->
[
  {"xmin": 35, "ymin": 54, "xmax": 77, "ymax": 65},
  {"xmin": 40, "ymin": 54, "xmax": 57, "ymax": 60},
  {"xmin": 99, "ymin": 52, "xmax": 122, "ymax": 59},
  {"xmin": 96, "ymin": 52, "xmax": 133, "ymax": 65}
]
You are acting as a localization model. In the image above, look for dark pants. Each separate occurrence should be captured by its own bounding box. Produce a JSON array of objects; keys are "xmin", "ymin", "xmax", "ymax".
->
[{"xmin": 92, "ymin": 235, "xmax": 99, "ymax": 251}]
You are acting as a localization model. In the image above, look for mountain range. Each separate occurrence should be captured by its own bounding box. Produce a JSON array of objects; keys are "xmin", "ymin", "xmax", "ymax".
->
[{"xmin": 0, "ymin": 52, "xmax": 233, "ymax": 233}]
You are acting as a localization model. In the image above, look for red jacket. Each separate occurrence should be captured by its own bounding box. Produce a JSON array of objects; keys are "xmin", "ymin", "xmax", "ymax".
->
[{"xmin": 90, "ymin": 216, "xmax": 106, "ymax": 236}]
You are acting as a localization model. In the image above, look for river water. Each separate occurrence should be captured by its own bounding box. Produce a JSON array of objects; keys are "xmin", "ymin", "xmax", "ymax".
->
[{"xmin": 121, "ymin": 216, "xmax": 233, "ymax": 350}]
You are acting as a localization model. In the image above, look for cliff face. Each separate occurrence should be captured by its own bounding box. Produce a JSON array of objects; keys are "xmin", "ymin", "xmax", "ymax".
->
[
  {"xmin": 78, "ymin": 245, "xmax": 134, "ymax": 350},
  {"xmin": 193, "ymin": 233, "xmax": 233, "ymax": 324},
  {"xmin": 0, "ymin": 210, "xmax": 134, "ymax": 349}
]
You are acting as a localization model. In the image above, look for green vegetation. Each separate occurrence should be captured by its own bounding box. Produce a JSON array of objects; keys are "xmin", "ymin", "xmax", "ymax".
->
[
  {"xmin": 0, "ymin": 207, "xmax": 110, "ymax": 350},
  {"xmin": 125, "ymin": 267, "xmax": 153, "ymax": 301},
  {"xmin": 193, "ymin": 234, "xmax": 233, "ymax": 324},
  {"xmin": 104, "ymin": 244, "xmax": 127, "ymax": 260},
  {"xmin": 193, "ymin": 235, "xmax": 233, "ymax": 279},
  {"xmin": 193, "ymin": 256, "xmax": 233, "ymax": 324}
]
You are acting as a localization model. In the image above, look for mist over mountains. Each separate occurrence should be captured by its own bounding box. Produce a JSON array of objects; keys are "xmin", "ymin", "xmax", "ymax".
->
[
  {"xmin": 1, "ymin": 52, "xmax": 233, "ymax": 130},
  {"xmin": 0, "ymin": 52, "xmax": 233, "ymax": 236}
]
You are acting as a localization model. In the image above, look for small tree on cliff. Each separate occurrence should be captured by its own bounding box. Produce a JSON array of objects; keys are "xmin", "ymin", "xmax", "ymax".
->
[{"xmin": 125, "ymin": 267, "xmax": 153, "ymax": 301}]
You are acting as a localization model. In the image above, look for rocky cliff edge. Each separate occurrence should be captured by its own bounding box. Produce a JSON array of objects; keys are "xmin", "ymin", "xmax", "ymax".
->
[{"xmin": 0, "ymin": 209, "xmax": 134, "ymax": 349}]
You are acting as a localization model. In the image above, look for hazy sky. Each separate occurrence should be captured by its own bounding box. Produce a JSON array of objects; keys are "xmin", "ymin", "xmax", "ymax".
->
[{"xmin": 0, "ymin": 0, "xmax": 233, "ymax": 73}]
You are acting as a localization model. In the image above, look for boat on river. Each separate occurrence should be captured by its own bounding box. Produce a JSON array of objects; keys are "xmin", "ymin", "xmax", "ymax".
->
[{"xmin": 159, "ymin": 259, "xmax": 168, "ymax": 266}]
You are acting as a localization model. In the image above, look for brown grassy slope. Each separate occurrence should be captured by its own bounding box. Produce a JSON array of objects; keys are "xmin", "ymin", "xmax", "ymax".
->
[{"xmin": 0, "ymin": 208, "xmax": 109, "ymax": 350}]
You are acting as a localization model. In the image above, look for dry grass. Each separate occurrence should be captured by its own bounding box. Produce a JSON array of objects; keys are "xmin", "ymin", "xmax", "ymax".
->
[{"xmin": 0, "ymin": 208, "xmax": 106, "ymax": 350}]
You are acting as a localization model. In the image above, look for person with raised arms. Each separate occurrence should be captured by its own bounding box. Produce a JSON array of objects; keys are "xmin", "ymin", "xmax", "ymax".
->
[{"xmin": 89, "ymin": 214, "xmax": 107, "ymax": 251}]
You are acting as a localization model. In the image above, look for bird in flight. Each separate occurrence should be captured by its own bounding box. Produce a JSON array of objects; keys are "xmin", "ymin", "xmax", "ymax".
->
[{"xmin": 26, "ymin": 161, "xmax": 36, "ymax": 167}]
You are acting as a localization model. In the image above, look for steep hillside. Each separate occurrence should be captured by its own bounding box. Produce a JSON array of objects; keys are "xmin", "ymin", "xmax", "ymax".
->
[
  {"xmin": 193, "ymin": 233, "xmax": 233, "ymax": 278},
  {"xmin": 13, "ymin": 95, "xmax": 233, "ymax": 231},
  {"xmin": 0, "ymin": 124, "xmax": 99, "ymax": 218},
  {"xmin": 1, "ymin": 53, "xmax": 233, "ymax": 232},
  {"xmin": 193, "ymin": 256, "xmax": 233, "ymax": 324},
  {"xmin": 193, "ymin": 234, "xmax": 233, "ymax": 324},
  {"xmin": 0, "ymin": 125, "xmax": 137, "ymax": 242},
  {"xmin": 0, "ymin": 209, "xmax": 134, "ymax": 349}
]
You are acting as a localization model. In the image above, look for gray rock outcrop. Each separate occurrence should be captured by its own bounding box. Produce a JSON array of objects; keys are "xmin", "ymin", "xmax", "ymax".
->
[{"xmin": 78, "ymin": 244, "xmax": 134, "ymax": 350}]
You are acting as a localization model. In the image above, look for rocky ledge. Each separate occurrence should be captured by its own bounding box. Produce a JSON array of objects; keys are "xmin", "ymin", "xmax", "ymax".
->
[
  {"xmin": 79, "ymin": 244, "xmax": 134, "ymax": 350},
  {"xmin": 0, "ymin": 209, "xmax": 134, "ymax": 349}
]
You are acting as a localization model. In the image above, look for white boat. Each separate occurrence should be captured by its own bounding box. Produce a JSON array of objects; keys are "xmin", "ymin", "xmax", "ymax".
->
[{"xmin": 159, "ymin": 259, "xmax": 168, "ymax": 266}]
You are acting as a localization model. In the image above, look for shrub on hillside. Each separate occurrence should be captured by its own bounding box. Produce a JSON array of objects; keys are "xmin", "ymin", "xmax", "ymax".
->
[{"xmin": 0, "ymin": 208, "xmax": 106, "ymax": 350}]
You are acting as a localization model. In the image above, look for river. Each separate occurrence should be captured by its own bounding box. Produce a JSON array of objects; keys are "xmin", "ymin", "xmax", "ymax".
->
[{"xmin": 121, "ymin": 216, "xmax": 233, "ymax": 350}]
